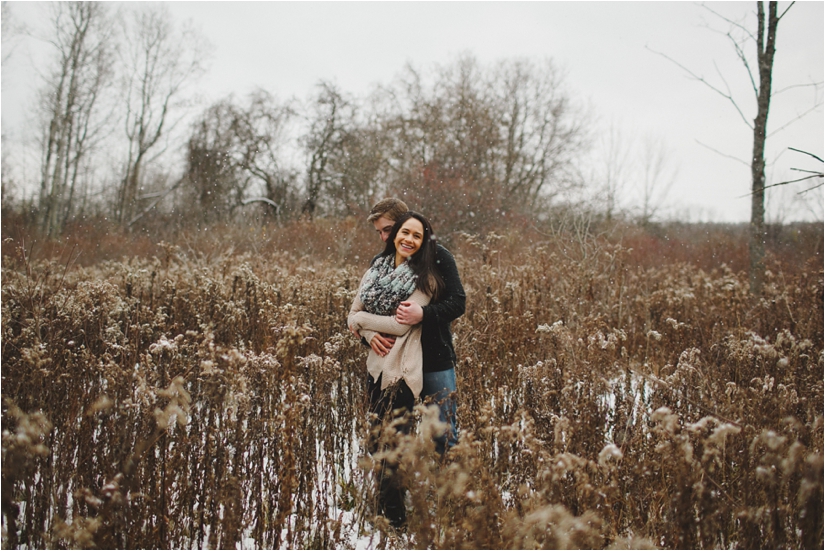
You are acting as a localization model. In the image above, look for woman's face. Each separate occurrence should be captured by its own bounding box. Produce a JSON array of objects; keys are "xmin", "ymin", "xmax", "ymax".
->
[{"xmin": 394, "ymin": 218, "xmax": 425, "ymax": 262}]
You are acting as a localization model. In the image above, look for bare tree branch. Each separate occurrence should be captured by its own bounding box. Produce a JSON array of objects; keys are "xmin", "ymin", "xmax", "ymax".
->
[
  {"xmin": 797, "ymin": 181, "xmax": 824, "ymax": 194},
  {"xmin": 788, "ymin": 147, "xmax": 823, "ymax": 163},
  {"xmin": 241, "ymin": 196, "xmax": 280, "ymax": 209},
  {"xmin": 723, "ymin": 30, "xmax": 759, "ymax": 96},
  {"xmin": 772, "ymin": 80, "xmax": 823, "ymax": 96},
  {"xmin": 752, "ymin": 174, "xmax": 822, "ymax": 194},
  {"xmin": 777, "ymin": 1, "xmax": 796, "ymax": 21},
  {"xmin": 767, "ymin": 103, "xmax": 823, "ymax": 138},
  {"xmin": 700, "ymin": 2, "xmax": 757, "ymax": 41},
  {"xmin": 695, "ymin": 139, "xmax": 751, "ymax": 167},
  {"xmin": 127, "ymin": 177, "xmax": 183, "ymax": 227},
  {"xmin": 647, "ymin": 45, "xmax": 754, "ymax": 129}
]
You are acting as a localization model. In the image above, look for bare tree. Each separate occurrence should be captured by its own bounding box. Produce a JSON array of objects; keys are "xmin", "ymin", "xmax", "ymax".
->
[
  {"xmin": 650, "ymin": 1, "xmax": 821, "ymax": 296},
  {"xmin": 2, "ymin": 1, "xmax": 24, "ymax": 66},
  {"xmin": 36, "ymin": 1, "xmax": 114, "ymax": 237},
  {"xmin": 301, "ymin": 81, "xmax": 353, "ymax": 218},
  {"xmin": 376, "ymin": 54, "xmax": 588, "ymax": 234},
  {"xmin": 638, "ymin": 135, "xmax": 677, "ymax": 225},
  {"xmin": 747, "ymin": 1, "xmax": 779, "ymax": 296},
  {"xmin": 376, "ymin": 57, "xmax": 501, "ymax": 232},
  {"xmin": 324, "ymin": 123, "xmax": 387, "ymax": 217},
  {"xmin": 2, "ymin": 1, "xmax": 23, "ymax": 211},
  {"xmin": 299, "ymin": 82, "xmax": 388, "ymax": 218},
  {"xmin": 183, "ymin": 100, "xmax": 238, "ymax": 224},
  {"xmin": 584, "ymin": 124, "xmax": 677, "ymax": 225},
  {"xmin": 230, "ymin": 90, "xmax": 298, "ymax": 219},
  {"xmin": 492, "ymin": 58, "xmax": 588, "ymax": 214},
  {"xmin": 181, "ymin": 90, "xmax": 298, "ymax": 222},
  {"xmin": 594, "ymin": 122, "xmax": 634, "ymax": 222},
  {"xmin": 116, "ymin": 4, "xmax": 209, "ymax": 227}
]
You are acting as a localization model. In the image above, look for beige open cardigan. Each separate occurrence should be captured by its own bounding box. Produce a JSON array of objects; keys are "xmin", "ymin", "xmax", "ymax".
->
[{"xmin": 348, "ymin": 269, "xmax": 431, "ymax": 399}]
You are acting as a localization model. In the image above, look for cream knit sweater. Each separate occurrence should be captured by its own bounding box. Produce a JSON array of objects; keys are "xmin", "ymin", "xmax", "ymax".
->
[{"xmin": 348, "ymin": 269, "xmax": 431, "ymax": 399}]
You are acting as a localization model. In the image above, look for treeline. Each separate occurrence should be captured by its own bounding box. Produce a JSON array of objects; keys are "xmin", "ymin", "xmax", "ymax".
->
[
  {"xmin": 180, "ymin": 56, "xmax": 586, "ymax": 236},
  {"xmin": 2, "ymin": 1, "xmax": 606, "ymax": 239}
]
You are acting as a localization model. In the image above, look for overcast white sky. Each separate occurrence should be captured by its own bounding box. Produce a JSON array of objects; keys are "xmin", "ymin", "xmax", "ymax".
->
[{"xmin": 2, "ymin": 1, "xmax": 823, "ymax": 222}]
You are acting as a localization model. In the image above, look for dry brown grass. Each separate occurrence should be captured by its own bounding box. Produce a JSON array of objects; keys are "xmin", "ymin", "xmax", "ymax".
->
[{"xmin": 2, "ymin": 220, "xmax": 822, "ymax": 549}]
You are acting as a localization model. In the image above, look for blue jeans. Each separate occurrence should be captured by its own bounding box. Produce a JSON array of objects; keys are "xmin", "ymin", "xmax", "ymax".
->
[{"xmin": 421, "ymin": 368, "xmax": 458, "ymax": 455}]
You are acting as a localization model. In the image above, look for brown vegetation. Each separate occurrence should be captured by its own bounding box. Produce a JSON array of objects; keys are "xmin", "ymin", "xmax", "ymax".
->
[{"xmin": 1, "ymin": 219, "xmax": 822, "ymax": 549}]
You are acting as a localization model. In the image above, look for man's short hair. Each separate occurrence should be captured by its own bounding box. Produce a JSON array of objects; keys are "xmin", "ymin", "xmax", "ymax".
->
[{"xmin": 367, "ymin": 198, "xmax": 409, "ymax": 223}]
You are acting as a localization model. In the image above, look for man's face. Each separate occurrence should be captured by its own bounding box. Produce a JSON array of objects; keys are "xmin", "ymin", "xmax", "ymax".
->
[{"xmin": 372, "ymin": 215, "xmax": 395, "ymax": 243}]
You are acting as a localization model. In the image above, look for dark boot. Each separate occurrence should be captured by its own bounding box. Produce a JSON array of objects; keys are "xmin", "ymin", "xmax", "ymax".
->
[
  {"xmin": 379, "ymin": 462, "xmax": 407, "ymax": 528},
  {"xmin": 367, "ymin": 375, "xmax": 414, "ymax": 529}
]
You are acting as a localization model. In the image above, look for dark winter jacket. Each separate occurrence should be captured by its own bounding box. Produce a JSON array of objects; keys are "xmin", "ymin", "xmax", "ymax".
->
[{"xmin": 421, "ymin": 244, "xmax": 465, "ymax": 372}]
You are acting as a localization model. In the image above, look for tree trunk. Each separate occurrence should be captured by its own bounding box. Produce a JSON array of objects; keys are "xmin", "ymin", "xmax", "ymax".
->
[
  {"xmin": 37, "ymin": 2, "xmax": 110, "ymax": 237},
  {"xmin": 120, "ymin": 156, "xmax": 142, "ymax": 226},
  {"xmin": 749, "ymin": 1, "xmax": 778, "ymax": 298}
]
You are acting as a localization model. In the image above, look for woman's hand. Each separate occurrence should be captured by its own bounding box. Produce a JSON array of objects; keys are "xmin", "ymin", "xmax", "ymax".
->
[
  {"xmin": 370, "ymin": 334, "xmax": 396, "ymax": 357},
  {"xmin": 396, "ymin": 300, "xmax": 424, "ymax": 325}
]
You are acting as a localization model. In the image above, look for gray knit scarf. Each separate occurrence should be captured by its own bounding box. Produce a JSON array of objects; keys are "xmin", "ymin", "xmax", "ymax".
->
[{"xmin": 359, "ymin": 254, "xmax": 418, "ymax": 316}]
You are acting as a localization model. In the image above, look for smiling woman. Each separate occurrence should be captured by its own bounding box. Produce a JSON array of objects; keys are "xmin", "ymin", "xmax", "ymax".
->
[
  {"xmin": 348, "ymin": 211, "xmax": 444, "ymax": 382},
  {"xmin": 393, "ymin": 217, "xmax": 424, "ymax": 266}
]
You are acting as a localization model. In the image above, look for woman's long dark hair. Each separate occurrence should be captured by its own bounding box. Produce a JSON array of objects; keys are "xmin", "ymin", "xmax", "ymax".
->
[{"xmin": 382, "ymin": 211, "xmax": 445, "ymax": 300}]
